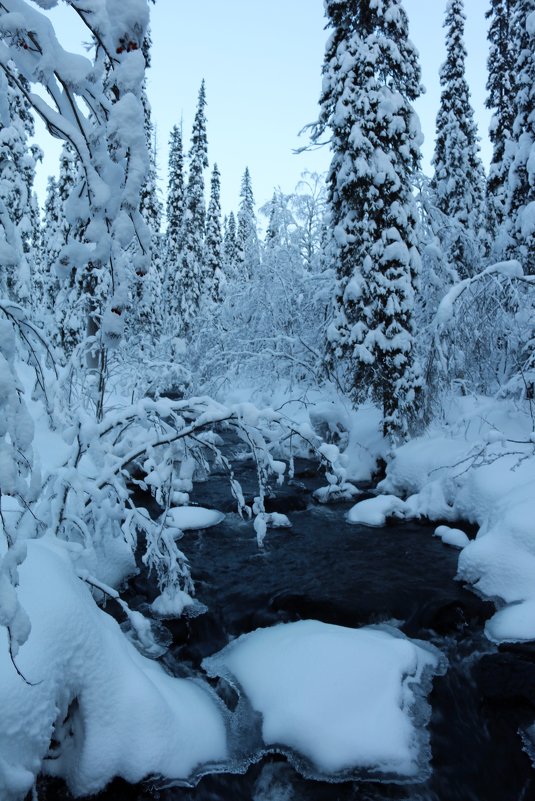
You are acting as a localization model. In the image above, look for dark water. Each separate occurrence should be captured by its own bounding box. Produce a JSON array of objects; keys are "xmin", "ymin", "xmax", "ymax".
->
[{"xmin": 36, "ymin": 468, "xmax": 535, "ymax": 801}]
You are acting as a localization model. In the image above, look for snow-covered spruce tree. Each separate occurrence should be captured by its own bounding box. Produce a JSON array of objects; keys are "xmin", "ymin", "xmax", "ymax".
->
[
  {"xmin": 485, "ymin": 0, "xmax": 519, "ymax": 252},
  {"xmin": 139, "ymin": 101, "xmax": 162, "ymax": 239},
  {"xmin": 177, "ymin": 80, "xmax": 208, "ymax": 332},
  {"xmin": 166, "ymin": 124, "xmax": 185, "ymax": 257},
  {"xmin": 164, "ymin": 123, "xmax": 185, "ymax": 317},
  {"xmin": 236, "ymin": 166, "xmax": 260, "ymax": 279},
  {"xmin": 204, "ymin": 163, "xmax": 225, "ymax": 303},
  {"xmin": 430, "ymin": 0, "xmax": 486, "ymax": 278},
  {"xmin": 129, "ymin": 85, "xmax": 163, "ymax": 344},
  {"xmin": 315, "ymin": 0, "xmax": 424, "ymax": 441},
  {"xmin": 223, "ymin": 210, "xmax": 239, "ymax": 278},
  {"xmin": 505, "ymin": 0, "xmax": 535, "ymax": 274}
]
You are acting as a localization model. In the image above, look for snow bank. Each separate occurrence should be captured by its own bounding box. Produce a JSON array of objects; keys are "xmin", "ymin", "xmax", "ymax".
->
[
  {"xmin": 0, "ymin": 538, "xmax": 228, "ymax": 800},
  {"xmin": 376, "ymin": 397, "xmax": 535, "ymax": 643},
  {"xmin": 204, "ymin": 620, "xmax": 444, "ymax": 781}
]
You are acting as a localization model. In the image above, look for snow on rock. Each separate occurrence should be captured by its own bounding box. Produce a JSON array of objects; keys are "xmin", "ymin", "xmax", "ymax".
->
[
  {"xmin": 203, "ymin": 620, "xmax": 444, "ymax": 780},
  {"xmin": 347, "ymin": 495, "xmax": 407, "ymax": 526},
  {"xmin": 0, "ymin": 538, "xmax": 228, "ymax": 800},
  {"xmin": 253, "ymin": 512, "xmax": 292, "ymax": 548},
  {"xmin": 313, "ymin": 481, "xmax": 361, "ymax": 504},
  {"xmin": 150, "ymin": 586, "xmax": 196, "ymax": 618},
  {"xmin": 164, "ymin": 506, "xmax": 225, "ymax": 532},
  {"xmin": 433, "ymin": 525, "xmax": 469, "ymax": 550}
]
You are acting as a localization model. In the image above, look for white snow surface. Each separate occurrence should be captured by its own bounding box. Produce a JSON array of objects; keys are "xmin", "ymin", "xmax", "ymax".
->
[
  {"xmin": 347, "ymin": 494, "xmax": 407, "ymax": 526},
  {"xmin": 433, "ymin": 525, "xmax": 470, "ymax": 550},
  {"xmin": 373, "ymin": 396, "xmax": 535, "ymax": 643},
  {"xmin": 0, "ymin": 537, "xmax": 228, "ymax": 800},
  {"xmin": 165, "ymin": 505, "xmax": 225, "ymax": 531},
  {"xmin": 203, "ymin": 620, "xmax": 443, "ymax": 780}
]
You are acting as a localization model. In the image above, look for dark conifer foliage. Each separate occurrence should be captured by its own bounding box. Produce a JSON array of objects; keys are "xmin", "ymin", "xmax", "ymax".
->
[
  {"xmin": 166, "ymin": 124, "xmax": 185, "ymax": 254},
  {"xmin": 431, "ymin": 0, "xmax": 486, "ymax": 278},
  {"xmin": 316, "ymin": 0, "xmax": 424, "ymax": 440},
  {"xmin": 205, "ymin": 163, "xmax": 225, "ymax": 302},
  {"xmin": 237, "ymin": 166, "xmax": 260, "ymax": 278},
  {"xmin": 485, "ymin": 0, "xmax": 518, "ymax": 248},
  {"xmin": 223, "ymin": 211, "xmax": 239, "ymax": 277},
  {"xmin": 506, "ymin": 0, "xmax": 535, "ymax": 274},
  {"xmin": 179, "ymin": 79, "xmax": 209, "ymax": 330}
]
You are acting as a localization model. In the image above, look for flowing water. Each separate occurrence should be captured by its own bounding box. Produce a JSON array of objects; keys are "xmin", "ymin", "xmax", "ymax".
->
[{"xmin": 36, "ymin": 461, "xmax": 535, "ymax": 801}]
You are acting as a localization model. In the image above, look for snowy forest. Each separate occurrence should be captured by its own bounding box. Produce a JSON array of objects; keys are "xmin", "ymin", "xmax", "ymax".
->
[{"xmin": 0, "ymin": 0, "xmax": 535, "ymax": 799}]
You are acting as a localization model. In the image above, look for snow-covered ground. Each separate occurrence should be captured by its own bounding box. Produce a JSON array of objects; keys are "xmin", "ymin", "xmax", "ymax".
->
[{"xmin": 0, "ymin": 537, "xmax": 228, "ymax": 800}]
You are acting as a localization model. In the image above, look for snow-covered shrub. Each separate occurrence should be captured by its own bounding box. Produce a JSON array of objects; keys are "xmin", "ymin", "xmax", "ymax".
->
[{"xmin": 425, "ymin": 261, "xmax": 535, "ymax": 412}]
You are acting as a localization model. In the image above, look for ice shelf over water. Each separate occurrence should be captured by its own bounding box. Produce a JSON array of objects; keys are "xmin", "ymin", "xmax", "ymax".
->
[{"xmin": 204, "ymin": 620, "xmax": 445, "ymax": 781}]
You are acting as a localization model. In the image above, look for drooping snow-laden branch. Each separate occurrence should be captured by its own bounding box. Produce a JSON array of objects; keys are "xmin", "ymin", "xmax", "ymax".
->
[
  {"xmin": 0, "ymin": 0, "xmax": 151, "ymax": 349},
  {"xmin": 37, "ymin": 395, "xmax": 343, "ymax": 604},
  {"xmin": 427, "ymin": 260, "xmax": 535, "ymax": 401}
]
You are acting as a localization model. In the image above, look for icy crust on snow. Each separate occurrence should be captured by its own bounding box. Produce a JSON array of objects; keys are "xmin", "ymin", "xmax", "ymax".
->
[
  {"xmin": 0, "ymin": 538, "xmax": 228, "ymax": 800},
  {"xmin": 372, "ymin": 397, "xmax": 535, "ymax": 643},
  {"xmin": 203, "ymin": 620, "xmax": 444, "ymax": 783}
]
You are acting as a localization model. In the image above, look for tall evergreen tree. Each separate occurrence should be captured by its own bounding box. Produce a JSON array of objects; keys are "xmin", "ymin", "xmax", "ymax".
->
[
  {"xmin": 204, "ymin": 163, "xmax": 225, "ymax": 302},
  {"xmin": 223, "ymin": 211, "xmax": 239, "ymax": 277},
  {"xmin": 485, "ymin": 0, "xmax": 519, "ymax": 250},
  {"xmin": 236, "ymin": 166, "xmax": 260, "ymax": 278},
  {"xmin": 166, "ymin": 124, "xmax": 185, "ymax": 257},
  {"xmin": 178, "ymin": 80, "xmax": 208, "ymax": 331},
  {"xmin": 139, "ymin": 94, "xmax": 163, "ymax": 236},
  {"xmin": 315, "ymin": 0, "xmax": 424, "ymax": 440},
  {"xmin": 430, "ymin": 0, "xmax": 486, "ymax": 278},
  {"xmin": 162, "ymin": 123, "xmax": 186, "ymax": 326},
  {"xmin": 505, "ymin": 0, "xmax": 535, "ymax": 274}
]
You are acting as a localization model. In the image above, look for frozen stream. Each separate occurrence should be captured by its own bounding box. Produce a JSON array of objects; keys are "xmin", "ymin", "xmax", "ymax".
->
[{"xmin": 37, "ymin": 461, "xmax": 535, "ymax": 801}]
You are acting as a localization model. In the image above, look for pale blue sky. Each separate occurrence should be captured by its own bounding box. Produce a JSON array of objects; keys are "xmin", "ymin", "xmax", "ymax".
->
[{"xmin": 33, "ymin": 0, "xmax": 492, "ymax": 217}]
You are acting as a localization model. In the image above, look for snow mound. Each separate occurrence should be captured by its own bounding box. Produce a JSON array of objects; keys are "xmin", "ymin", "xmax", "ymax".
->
[
  {"xmin": 347, "ymin": 495, "xmax": 407, "ymax": 526},
  {"xmin": 203, "ymin": 620, "xmax": 444, "ymax": 781},
  {"xmin": 165, "ymin": 506, "xmax": 225, "ymax": 531},
  {"xmin": 433, "ymin": 525, "xmax": 469, "ymax": 550},
  {"xmin": 379, "ymin": 396, "xmax": 535, "ymax": 643},
  {"xmin": 0, "ymin": 538, "xmax": 228, "ymax": 800}
]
